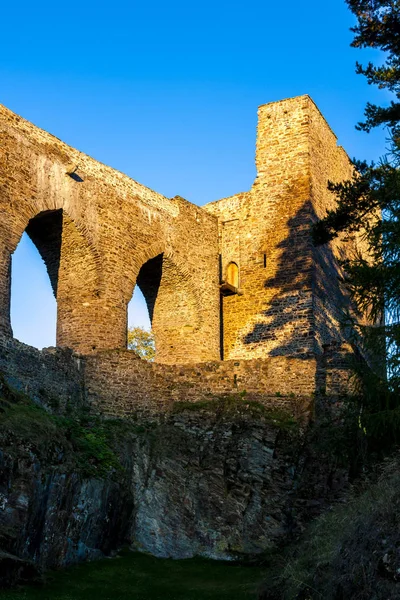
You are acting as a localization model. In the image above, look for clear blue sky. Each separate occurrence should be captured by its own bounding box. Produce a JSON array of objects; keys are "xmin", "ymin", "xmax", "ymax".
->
[{"xmin": 1, "ymin": 0, "xmax": 390, "ymax": 348}]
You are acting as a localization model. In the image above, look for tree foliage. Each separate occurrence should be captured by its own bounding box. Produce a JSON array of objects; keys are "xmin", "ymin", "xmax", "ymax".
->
[
  {"xmin": 313, "ymin": 0, "xmax": 400, "ymax": 455},
  {"xmin": 127, "ymin": 326, "xmax": 155, "ymax": 361},
  {"xmin": 313, "ymin": 0, "xmax": 400, "ymax": 247}
]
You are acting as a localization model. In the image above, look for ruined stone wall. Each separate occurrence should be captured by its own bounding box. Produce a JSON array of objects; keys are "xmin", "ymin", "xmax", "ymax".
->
[
  {"xmin": 0, "ymin": 96, "xmax": 368, "ymax": 393},
  {"xmin": 84, "ymin": 349, "xmax": 316, "ymax": 418},
  {"xmin": 0, "ymin": 106, "xmax": 220, "ymax": 362},
  {"xmin": 205, "ymin": 96, "xmax": 360, "ymax": 376},
  {"xmin": 307, "ymin": 103, "xmax": 359, "ymax": 352},
  {"xmin": 205, "ymin": 96, "xmax": 314, "ymax": 361},
  {"xmin": 0, "ymin": 335, "xmax": 315, "ymax": 419},
  {"xmin": 0, "ymin": 336, "xmax": 84, "ymax": 411}
]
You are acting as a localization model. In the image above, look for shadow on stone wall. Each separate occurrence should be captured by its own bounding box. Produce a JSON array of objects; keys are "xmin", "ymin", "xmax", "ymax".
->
[{"xmin": 243, "ymin": 200, "xmax": 354, "ymax": 393}]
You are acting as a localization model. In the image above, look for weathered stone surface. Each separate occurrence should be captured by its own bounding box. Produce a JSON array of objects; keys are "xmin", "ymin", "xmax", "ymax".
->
[
  {"xmin": 0, "ymin": 94, "xmax": 366, "ymax": 396},
  {"xmin": 0, "ymin": 336, "xmax": 318, "ymax": 418},
  {"xmin": 84, "ymin": 349, "xmax": 317, "ymax": 417},
  {"xmin": 0, "ymin": 450, "xmax": 132, "ymax": 571},
  {"xmin": 204, "ymin": 96, "xmax": 364, "ymax": 387},
  {"xmin": 0, "ymin": 107, "xmax": 220, "ymax": 362},
  {"xmin": 127, "ymin": 411, "xmax": 300, "ymax": 559},
  {"xmin": 0, "ymin": 94, "xmax": 371, "ymax": 591},
  {"xmin": 0, "ymin": 406, "xmax": 345, "ymax": 572},
  {"xmin": 0, "ymin": 337, "xmax": 348, "ymax": 581},
  {"xmin": 0, "ymin": 336, "xmax": 84, "ymax": 413}
]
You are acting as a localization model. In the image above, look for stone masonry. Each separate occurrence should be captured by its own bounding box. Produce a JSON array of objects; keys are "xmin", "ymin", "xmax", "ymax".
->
[
  {"xmin": 0, "ymin": 107, "xmax": 219, "ymax": 362},
  {"xmin": 205, "ymin": 95, "xmax": 358, "ymax": 362},
  {"xmin": 0, "ymin": 95, "xmax": 364, "ymax": 410}
]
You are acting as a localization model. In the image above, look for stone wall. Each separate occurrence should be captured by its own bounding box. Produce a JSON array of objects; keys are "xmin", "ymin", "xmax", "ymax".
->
[
  {"xmin": 0, "ymin": 95, "xmax": 369, "ymax": 396},
  {"xmin": 1, "ymin": 332, "xmax": 358, "ymax": 426},
  {"xmin": 84, "ymin": 350, "xmax": 317, "ymax": 418},
  {"xmin": 0, "ymin": 106, "xmax": 219, "ymax": 362},
  {"xmin": 204, "ymin": 96, "xmax": 362, "ymax": 371},
  {"xmin": 0, "ymin": 335, "xmax": 317, "ymax": 419},
  {"xmin": 0, "ymin": 336, "xmax": 84, "ymax": 412},
  {"xmin": 307, "ymin": 102, "xmax": 364, "ymax": 352},
  {"xmin": 205, "ymin": 96, "xmax": 314, "ymax": 360}
]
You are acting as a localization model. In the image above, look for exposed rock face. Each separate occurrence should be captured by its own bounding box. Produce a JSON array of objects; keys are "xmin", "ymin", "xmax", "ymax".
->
[
  {"xmin": 0, "ymin": 399, "xmax": 346, "ymax": 587},
  {"xmin": 0, "ymin": 451, "xmax": 132, "ymax": 571},
  {"xmin": 128, "ymin": 411, "xmax": 298, "ymax": 559}
]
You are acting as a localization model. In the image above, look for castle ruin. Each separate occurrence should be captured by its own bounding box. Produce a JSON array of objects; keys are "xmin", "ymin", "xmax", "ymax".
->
[{"xmin": 0, "ymin": 95, "xmax": 359, "ymax": 415}]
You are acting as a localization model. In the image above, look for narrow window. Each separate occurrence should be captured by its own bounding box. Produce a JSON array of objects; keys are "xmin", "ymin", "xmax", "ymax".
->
[
  {"xmin": 127, "ymin": 255, "xmax": 160, "ymax": 360},
  {"xmin": 263, "ymin": 253, "xmax": 267, "ymax": 268},
  {"xmin": 226, "ymin": 262, "xmax": 239, "ymax": 288}
]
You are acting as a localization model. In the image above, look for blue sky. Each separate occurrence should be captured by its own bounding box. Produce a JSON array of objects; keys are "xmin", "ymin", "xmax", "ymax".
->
[{"xmin": 1, "ymin": 0, "xmax": 390, "ymax": 348}]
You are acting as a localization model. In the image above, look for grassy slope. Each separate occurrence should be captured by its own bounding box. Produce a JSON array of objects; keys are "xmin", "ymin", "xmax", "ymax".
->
[
  {"xmin": 0, "ymin": 551, "xmax": 267, "ymax": 600},
  {"xmin": 259, "ymin": 456, "xmax": 400, "ymax": 599}
]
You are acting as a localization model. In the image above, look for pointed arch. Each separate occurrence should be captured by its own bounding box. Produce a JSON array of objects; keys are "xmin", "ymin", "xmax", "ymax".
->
[
  {"xmin": 126, "ymin": 246, "xmax": 202, "ymax": 363},
  {"xmin": 5, "ymin": 207, "xmax": 104, "ymax": 350}
]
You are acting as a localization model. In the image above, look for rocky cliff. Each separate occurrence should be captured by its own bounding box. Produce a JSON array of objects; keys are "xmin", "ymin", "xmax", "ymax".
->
[{"xmin": 0, "ymin": 373, "xmax": 346, "ymax": 587}]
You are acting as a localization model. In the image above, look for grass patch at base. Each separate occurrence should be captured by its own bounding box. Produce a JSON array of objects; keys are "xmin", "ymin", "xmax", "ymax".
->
[{"xmin": 0, "ymin": 551, "xmax": 267, "ymax": 600}]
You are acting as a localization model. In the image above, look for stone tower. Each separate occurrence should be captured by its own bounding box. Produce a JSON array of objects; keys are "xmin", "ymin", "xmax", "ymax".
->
[{"xmin": 205, "ymin": 95, "xmax": 356, "ymax": 373}]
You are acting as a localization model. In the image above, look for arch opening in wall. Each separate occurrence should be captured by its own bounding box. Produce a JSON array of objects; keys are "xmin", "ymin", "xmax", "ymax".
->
[
  {"xmin": 221, "ymin": 261, "xmax": 240, "ymax": 296},
  {"xmin": 11, "ymin": 210, "xmax": 63, "ymax": 348},
  {"xmin": 10, "ymin": 209, "xmax": 101, "ymax": 351},
  {"xmin": 126, "ymin": 255, "xmax": 160, "ymax": 361},
  {"xmin": 127, "ymin": 252, "xmax": 201, "ymax": 364}
]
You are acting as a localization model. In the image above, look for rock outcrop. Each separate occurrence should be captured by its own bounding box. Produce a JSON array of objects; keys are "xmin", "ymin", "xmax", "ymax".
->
[{"xmin": 0, "ymin": 380, "xmax": 347, "ymax": 588}]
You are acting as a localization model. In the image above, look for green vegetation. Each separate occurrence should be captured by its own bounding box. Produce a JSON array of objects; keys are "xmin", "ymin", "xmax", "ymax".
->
[
  {"xmin": 0, "ymin": 551, "xmax": 267, "ymax": 600},
  {"xmin": 259, "ymin": 456, "xmax": 400, "ymax": 599},
  {"xmin": 312, "ymin": 0, "xmax": 400, "ymax": 462},
  {"xmin": 127, "ymin": 326, "xmax": 155, "ymax": 361},
  {"xmin": 0, "ymin": 375, "xmax": 126, "ymax": 478}
]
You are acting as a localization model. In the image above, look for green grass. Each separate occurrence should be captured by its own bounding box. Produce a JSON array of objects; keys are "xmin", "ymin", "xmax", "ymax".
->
[{"xmin": 0, "ymin": 551, "xmax": 267, "ymax": 600}]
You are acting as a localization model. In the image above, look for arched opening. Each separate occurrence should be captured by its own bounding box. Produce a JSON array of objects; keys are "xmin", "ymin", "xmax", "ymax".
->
[
  {"xmin": 127, "ymin": 287, "xmax": 151, "ymax": 331},
  {"xmin": 9, "ymin": 209, "xmax": 101, "ymax": 352},
  {"xmin": 221, "ymin": 261, "xmax": 240, "ymax": 297},
  {"xmin": 126, "ymin": 254, "xmax": 162, "ymax": 359},
  {"xmin": 10, "ymin": 209, "xmax": 62, "ymax": 348},
  {"xmin": 11, "ymin": 231, "xmax": 57, "ymax": 348},
  {"xmin": 127, "ymin": 252, "xmax": 201, "ymax": 364},
  {"xmin": 226, "ymin": 262, "xmax": 239, "ymax": 288},
  {"xmin": 127, "ymin": 286, "xmax": 154, "ymax": 359}
]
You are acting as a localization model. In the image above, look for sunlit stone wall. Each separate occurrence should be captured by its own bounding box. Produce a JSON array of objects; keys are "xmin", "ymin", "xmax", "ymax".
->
[
  {"xmin": 0, "ymin": 95, "xmax": 365, "ymax": 397},
  {"xmin": 205, "ymin": 96, "xmax": 361, "ymax": 390},
  {"xmin": 0, "ymin": 106, "xmax": 220, "ymax": 362}
]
